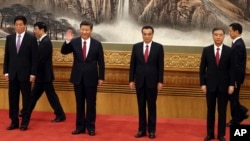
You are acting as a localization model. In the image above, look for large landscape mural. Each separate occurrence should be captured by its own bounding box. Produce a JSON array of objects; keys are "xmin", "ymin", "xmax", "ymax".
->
[{"xmin": 0, "ymin": 0, "xmax": 250, "ymax": 46}]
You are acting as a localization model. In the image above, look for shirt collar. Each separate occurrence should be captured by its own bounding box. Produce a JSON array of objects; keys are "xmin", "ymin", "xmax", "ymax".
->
[
  {"xmin": 143, "ymin": 41, "xmax": 152, "ymax": 47},
  {"xmin": 38, "ymin": 34, "xmax": 47, "ymax": 42},
  {"xmin": 16, "ymin": 31, "xmax": 25, "ymax": 37},
  {"xmin": 213, "ymin": 44, "xmax": 223, "ymax": 49},
  {"xmin": 81, "ymin": 37, "xmax": 91, "ymax": 43},
  {"xmin": 232, "ymin": 36, "xmax": 241, "ymax": 44}
]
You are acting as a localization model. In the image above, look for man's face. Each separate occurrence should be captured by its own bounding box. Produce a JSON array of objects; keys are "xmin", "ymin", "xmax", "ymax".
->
[
  {"xmin": 228, "ymin": 26, "xmax": 238, "ymax": 39},
  {"xmin": 33, "ymin": 26, "xmax": 43, "ymax": 38},
  {"xmin": 213, "ymin": 29, "xmax": 225, "ymax": 45},
  {"xmin": 15, "ymin": 20, "xmax": 26, "ymax": 34},
  {"xmin": 142, "ymin": 28, "xmax": 153, "ymax": 44},
  {"xmin": 80, "ymin": 25, "xmax": 92, "ymax": 40}
]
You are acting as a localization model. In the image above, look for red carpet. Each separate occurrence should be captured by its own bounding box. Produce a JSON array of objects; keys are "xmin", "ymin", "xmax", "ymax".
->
[{"xmin": 1, "ymin": 110, "xmax": 246, "ymax": 141}]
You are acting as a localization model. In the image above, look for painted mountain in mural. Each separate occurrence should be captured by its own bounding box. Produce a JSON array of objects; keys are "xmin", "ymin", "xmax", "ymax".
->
[
  {"xmin": 0, "ymin": 0, "xmax": 250, "ymax": 44},
  {"xmin": 131, "ymin": 0, "xmax": 250, "ymax": 30},
  {"xmin": 1, "ymin": 0, "xmax": 250, "ymax": 28}
]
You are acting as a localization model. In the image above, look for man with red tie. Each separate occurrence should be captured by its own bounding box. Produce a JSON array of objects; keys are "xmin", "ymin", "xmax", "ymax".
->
[
  {"xmin": 200, "ymin": 27, "xmax": 235, "ymax": 141},
  {"xmin": 129, "ymin": 25, "xmax": 164, "ymax": 139},
  {"xmin": 61, "ymin": 21, "xmax": 105, "ymax": 136}
]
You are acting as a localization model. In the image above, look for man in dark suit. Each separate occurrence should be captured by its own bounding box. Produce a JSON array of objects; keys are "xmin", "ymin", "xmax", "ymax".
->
[
  {"xmin": 3, "ymin": 15, "xmax": 39, "ymax": 131},
  {"xmin": 61, "ymin": 21, "xmax": 105, "ymax": 136},
  {"xmin": 28, "ymin": 22, "xmax": 66, "ymax": 122},
  {"xmin": 226, "ymin": 23, "xmax": 248, "ymax": 126},
  {"xmin": 129, "ymin": 25, "xmax": 164, "ymax": 139},
  {"xmin": 200, "ymin": 27, "xmax": 235, "ymax": 141}
]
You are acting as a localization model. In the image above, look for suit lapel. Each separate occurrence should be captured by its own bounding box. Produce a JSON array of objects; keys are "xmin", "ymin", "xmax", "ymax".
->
[
  {"xmin": 38, "ymin": 36, "xmax": 46, "ymax": 48},
  {"xmin": 148, "ymin": 42, "xmax": 156, "ymax": 61},
  {"xmin": 40, "ymin": 35, "xmax": 48, "ymax": 44},
  {"xmin": 11, "ymin": 34, "xmax": 17, "ymax": 54},
  {"xmin": 232, "ymin": 40, "xmax": 238, "ymax": 48},
  {"xmin": 19, "ymin": 32, "xmax": 28, "ymax": 52},
  {"xmin": 76, "ymin": 37, "xmax": 84, "ymax": 61},
  {"xmin": 88, "ymin": 38, "xmax": 95, "ymax": 60},
  {"xmin": 139, "ymin": 42, "xmax": 144, "ymax": 62},
  {"xmin": 218, "ymin": 45, "xmax": 227, "ymax": 66},
  {"xmin": 209, "ymin": 45, "xmax": 217, "ymax": 66}
]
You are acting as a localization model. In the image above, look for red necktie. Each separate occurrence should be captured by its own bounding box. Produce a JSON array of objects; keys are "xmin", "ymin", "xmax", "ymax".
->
[
  {"xmin": 82, "ymin": 41, "xmax": 86, "ymax": 61},
  {"xmin": 144, "ymin": 45, "xmax": 149, "ymax": 62},
  {"xmin": 216, "ymin": 48, "xmax": 220, "ymax": 65}
]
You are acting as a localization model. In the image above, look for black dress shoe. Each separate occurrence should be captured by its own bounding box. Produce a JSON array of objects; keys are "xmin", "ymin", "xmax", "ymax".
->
[
  {"xmin": 51, "ymin": 117, "xmax": 66, "ymax": 122},
  {"xmin": 72, "ymin": 130, "xmax": 85, "ymax": 135},
  {"xmin": 135, "ymin": 131, "xmax": 146, "ymax": 138},
  {"xmin": 226, "ymin": 121, "xmax": 239, "ymax": 127},
  {"xmin": 204, "ymin": 135, "xmax": 215, "ymax": 141},
  {"xmin": 6, "ymin": 125, "xmax": 19, "ymax": 130},
  {"xmin": 20, "ymin": 126, "xmax": 27, "ymax": 131},
  {"xmin": 88, "ymin": 131, "xmax": 95, "ymax": 136},
  {"xmin": 218, "ymin": 136, "xmax": 226, "ymax": 141},
  {"xmin": 239, "ymin": 114, "xmax": 249, "ymax": 123},
  {"xmin": 149, "ymin": 132, "xmax": 156, "ymax": 139}
]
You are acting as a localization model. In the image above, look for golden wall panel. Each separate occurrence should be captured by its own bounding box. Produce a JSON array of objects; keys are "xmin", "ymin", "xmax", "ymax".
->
[
  {"xmin": 0, "ymin": 47, "xmax": 250, "ymax": 99},
  {"xmin": 0, "ymin": 47, "xmax": 250, "ymax": 119}
]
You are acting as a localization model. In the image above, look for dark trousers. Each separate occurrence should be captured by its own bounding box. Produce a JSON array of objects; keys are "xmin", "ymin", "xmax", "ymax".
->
[
  {"xmin": 74, "ymin": 82, "xmax": 97, "ymax": 132},
  {"xmin": 29, "ymin": 82, "xmax": 65, "ymax": 118},
  {"xmin": 229, "ymin": 83, "xmax": 248, "ymax": 123},
  {"xmin": 136, "ymin": 85, "xmax": 157, "ymax": 133},
  {"xmin": 206, "ymin": 88, "xmax": 228, "ymax": 138},
  {"xmin": 8, "ymin": 76, "xmax": 31, "ymax": 127}
]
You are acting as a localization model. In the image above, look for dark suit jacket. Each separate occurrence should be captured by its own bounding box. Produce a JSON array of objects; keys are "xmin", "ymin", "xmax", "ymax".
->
[
  {"xmin": 129, "ymin": 41, "xmax": 164, "ymax": 88},
  {"xmin": 3, "ymin": 32, "xmax": 39, "ymax": 81},
  {"xmin": 199, "ymin": 44, "xmax": 234, "ymax": 92},
  {"xmin": 36, "ymin": 35, "xmax": 54, "ymax": 82},
  {"xmin": 232, "ymin": 38, "xmax": 246, "ymax": 84},
  {"xmin": 61, "ymin": 37, "xmax": 105, "ymax": 86}
]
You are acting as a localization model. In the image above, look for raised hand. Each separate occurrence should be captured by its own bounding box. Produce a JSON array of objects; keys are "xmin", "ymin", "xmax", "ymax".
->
[{"xmin": 64, "ymin": 29, "xmax": 74, "ymax": 41}]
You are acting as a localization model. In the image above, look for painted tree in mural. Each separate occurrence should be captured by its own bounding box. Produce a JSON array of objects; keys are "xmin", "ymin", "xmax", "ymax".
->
[
  {"xmin": 0, "ymin": 7, "xmax": 12, "ymax": 28},
  {"xmin": 0, "ymin": 3, "xmax": 75, "ymax": 39}
]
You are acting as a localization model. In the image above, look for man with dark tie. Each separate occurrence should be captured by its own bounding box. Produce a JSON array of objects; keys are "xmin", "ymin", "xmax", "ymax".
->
[
  {"xmin": 129, "ymin": 25, "xmax": 164, "ymax": 139},
  {"xmin": 200, "ymin": 27, "xmax": 234, "ymax": 141},
  {"xmin": 3, "ymin": 15, "xmax": 39, "ymax": 131},
  {"xmin": 226, "ymin": 23, "xmax": 248, "ymax": 126},
  {"xmin": 28, "ymin": 21, "xmax": 66, "ymax": 122},
  {"xmin": 61, "ymin": 21, "xmax": 105, "ymax": 136}
]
